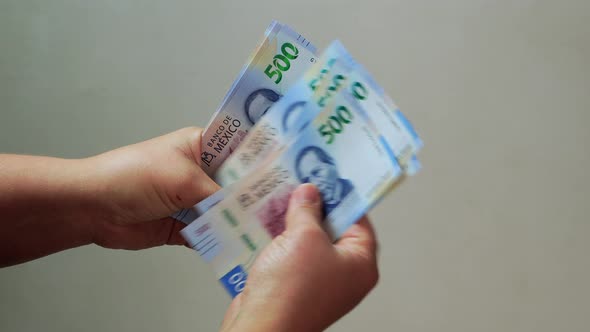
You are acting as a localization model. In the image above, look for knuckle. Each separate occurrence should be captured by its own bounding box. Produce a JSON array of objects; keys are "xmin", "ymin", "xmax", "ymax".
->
[
  {"xmin": 178, "ymin": 126, "xmax": 202, "ymax": 136},
  {"xmin": 368, "ymin": 263, "xmax": 380, "ymax": 288},
  {"xmin": 359, "ymin": 257, "xmax": 379, "ymax": 291},
  {"xmin": 181, "ymin": 127, "xmax": 204, "ymax": 164},
  {"xmin": 367, "ymin": 237, "xmax": 379, "ymax": 257},
  {"xmin": 296, "ymin": 204, "xmax": 323, "ymax": 220},
  {"xmin": 296, "ymin": 223, "xmax": 324, "ymax": 241},
  {"xmin": 177, "ymin": 173, "xmax": 199, "ymax": 202}
]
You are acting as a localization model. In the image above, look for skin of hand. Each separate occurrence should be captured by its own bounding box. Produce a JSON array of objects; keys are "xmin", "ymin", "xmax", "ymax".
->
[
  {"xmin": 220, "ymin": 184, "xmax": 379, "ymax": 332},
  {"xmin": 1, "ymin": 129, "xmax": 377, "ymax": 331},
  {"xmin": 0, "ymin": 127, "xmax": 219, "ymax": 267}
]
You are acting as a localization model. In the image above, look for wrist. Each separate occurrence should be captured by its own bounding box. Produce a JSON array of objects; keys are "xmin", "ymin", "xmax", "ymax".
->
[
  {"xmin": 73, "ymin": 154, "xmax": 134, "ymax": 246},
  {"xmin": 221, "ymin": 298, "xmax": 320, "ymax": 332},
  {"xmin": 62, "ymin": 157, "xmax": 110, "ymax": 245}
]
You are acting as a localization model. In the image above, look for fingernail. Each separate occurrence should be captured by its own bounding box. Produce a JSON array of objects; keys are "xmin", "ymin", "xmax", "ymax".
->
[{"xmin": 293, "ymin": 183, "xmax": 319, "ymax": 205}]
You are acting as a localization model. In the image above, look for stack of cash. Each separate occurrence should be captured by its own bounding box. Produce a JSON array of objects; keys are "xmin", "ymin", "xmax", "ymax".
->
[{"xmin": 173, "ymin": 21, "xmax": 423, "ymax": 297}]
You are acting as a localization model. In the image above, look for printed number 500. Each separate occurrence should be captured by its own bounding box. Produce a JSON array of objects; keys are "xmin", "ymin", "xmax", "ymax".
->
[
  {"xmin": 265, "ymin": 43, "xmax": 299, "ymax": 84},
  {"xmin": 318, "ymin": 105, "xmax": 353, "ymax": 144}
]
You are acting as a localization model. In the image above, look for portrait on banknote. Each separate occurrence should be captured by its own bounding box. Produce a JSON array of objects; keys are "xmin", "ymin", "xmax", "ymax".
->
[
  {"xmin": 282, "ymin": 100, "xmax": 307, "ymax": 132},
  {"xmin": 295, "ymin": 146, "xmax": 354, "ymax": 215},
  {"xmin": 255, "ymin": 184, "xmax": 296, "ymax": 238},
  {"xmin": 244, "ymin": 88, "xmax": 281, "ymax": 124}
]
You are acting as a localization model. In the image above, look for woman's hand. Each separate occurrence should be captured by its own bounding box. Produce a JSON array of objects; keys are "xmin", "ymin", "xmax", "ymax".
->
[
  {"xmin": 220, "ymin": 184, "xmax": 379, "ymax": 332},
  {"xmin": 88, "ymin": 127, "xmax": 219, "ymax": 249},
  {"xmin": 0, "ymin": 127, "xmax": 219, "ymax": 266}
]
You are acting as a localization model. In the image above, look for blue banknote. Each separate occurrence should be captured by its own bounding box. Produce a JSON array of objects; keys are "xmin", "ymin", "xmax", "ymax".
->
[{"xmin": 182, "ymin": 92, "xmax": 404, "ymax": 297}]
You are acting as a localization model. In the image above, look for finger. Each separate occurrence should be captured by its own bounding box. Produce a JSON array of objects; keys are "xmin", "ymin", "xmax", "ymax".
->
[
  {"xmin": 179, "ymin": 127, "xmax": 221, "ymax": 203},
  {"xmin": 166, "ymin": 219, "xmax": 188, "ymax": 246},
  {"xmin": 175, "ymin": 126, "xmax": 210, "ymax": 169},
  {"xmin": 335, "ymin": 215, "xmax": 378, "ymax": 258},
  {"xmin": 168, "ymin": 127, "xmax": 221, "ymax": 208},
  {"xmin": 166, "ymin": 161, "xmax": 220, "ymax": 212},
  {"xmin": 134, "ymin": 217, "xmax": 186, "ymax": 248},
  {"xmin": 284, "ymin": 184, "xmax": 325, "ymax": 235},
  {"xmin": 220, "ymin": 294, "xmax": 243, "ymax": 331},
  {"xmin": 335, "ymin": 216, "xmax": 380, "ymax": 292},
  {"xmin": 185, "ymin": 166, "xmax": 220, "ymax": 206}
]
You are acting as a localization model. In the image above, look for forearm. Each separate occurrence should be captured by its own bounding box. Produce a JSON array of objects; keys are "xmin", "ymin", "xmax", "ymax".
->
[
  {"xmin": 220, "ymin": 297, "xmax": 322, "ymax": 332},
  {"xmin": 221, "ymin": 306, "xmax": 327, "ymax": 332},
  {"xmin": 0, "ymin": 154, "xmax": 103, "ymax": 267}
]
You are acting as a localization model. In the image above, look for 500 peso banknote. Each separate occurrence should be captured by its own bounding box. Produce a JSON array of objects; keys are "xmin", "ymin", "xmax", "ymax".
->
[
  {"xmin": 180, "ymin": 41, "xmax": 424, "ymax": 224},
  {"xmin": 172, "ymin": 21, "xmax": 317, "ymax": 224},
  {"xmin": 217, "ymin": 41, "xmax": 422, "ymax": 188},
  {"xmin": 182, "ymin": 91, "xmax": 404, "ymax": 297},
  {"xmin": 181, "ymin": 41, "xmax": 361, "ymax": 221},
  {"xmin": 199, "ymin": 21, "xmax": 318, "ymax": 176}
]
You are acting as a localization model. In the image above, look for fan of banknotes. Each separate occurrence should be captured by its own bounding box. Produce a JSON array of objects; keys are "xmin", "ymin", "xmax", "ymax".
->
[{"xmin": 171, "ymin": 21, "xmax": 423, "ymax": 297}]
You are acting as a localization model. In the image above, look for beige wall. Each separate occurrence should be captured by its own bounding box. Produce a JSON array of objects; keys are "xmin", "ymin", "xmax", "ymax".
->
[{"xmin": 1, "ymin": 1, "xmax": 589, "ymax": 331}]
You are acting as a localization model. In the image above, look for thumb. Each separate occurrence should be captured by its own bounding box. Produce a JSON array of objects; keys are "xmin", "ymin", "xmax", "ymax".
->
[
  {"xmin": 285, "ymin": 184, "xmax": 326, "ymax": 235},
  {"xmin": 171, "ymin": 127, "xmax": 221, "ymax": 207}
]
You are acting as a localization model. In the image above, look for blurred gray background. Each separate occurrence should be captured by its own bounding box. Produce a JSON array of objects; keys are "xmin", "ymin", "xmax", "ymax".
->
[{"xmin": 1, "ymin": 1, "xmax": 589, "ymax": 331}]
